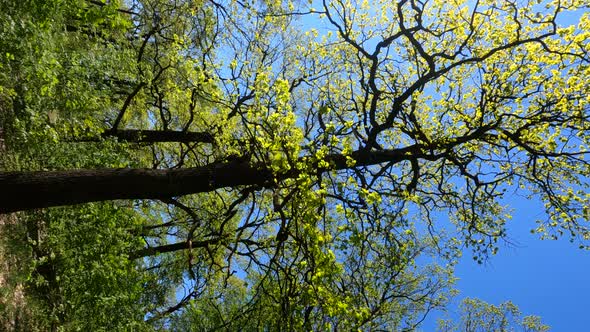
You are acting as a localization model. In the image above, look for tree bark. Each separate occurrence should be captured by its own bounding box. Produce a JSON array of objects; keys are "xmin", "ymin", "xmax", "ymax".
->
[
  {"xmin": 75, "ymin": 129, "xmax": 215, "ymax": 144},
  {"xmin": 130, "ymin": 238, "xmax": 220, "ymax": 259},
  {"xmin": 0, "ymin": 145, "xmax": 427, "ymax": 213},
  {"xmin": 0, "ymin": 160, "xmax": 272, "ymax": 213}
]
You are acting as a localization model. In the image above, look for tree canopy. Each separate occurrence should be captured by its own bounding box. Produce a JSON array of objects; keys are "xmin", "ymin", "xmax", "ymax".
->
[
  {"xmin": 0, "ymin": 0, "xmax": 587, "ymax": 330},
  {"xmin": 437, "ymin": 298, "xmax": 550, "ymax": 332}
]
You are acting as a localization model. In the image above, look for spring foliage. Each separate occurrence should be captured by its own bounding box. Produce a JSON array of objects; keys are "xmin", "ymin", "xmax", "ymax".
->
[{"xmin": 0, "ymin": 0, "xmax": 588, "ymax": 330}]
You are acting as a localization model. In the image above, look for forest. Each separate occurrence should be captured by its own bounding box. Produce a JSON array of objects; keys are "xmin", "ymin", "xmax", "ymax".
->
[{"xmin": 0, "ymin": 0, "xmax": 588, "ymax": 330}]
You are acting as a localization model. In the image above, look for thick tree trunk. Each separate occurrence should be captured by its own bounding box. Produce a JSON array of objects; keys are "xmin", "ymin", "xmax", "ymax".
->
[
  {"xmin": 0, "ymin": 161, "xmax": 272, "ymax": 213},
  {"xmin": 0, "ymin": 146, "xmax": 425, "ymax": 213}
]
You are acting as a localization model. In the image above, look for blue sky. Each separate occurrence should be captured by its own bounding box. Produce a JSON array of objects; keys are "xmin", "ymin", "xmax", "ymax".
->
[{"xmin": 421, "ymin": 193, "xmax": 590, "ymax": 331}]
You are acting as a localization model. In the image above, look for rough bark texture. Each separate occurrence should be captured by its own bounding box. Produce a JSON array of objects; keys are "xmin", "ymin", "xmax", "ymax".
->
[
  {"xmin": 0, "ymin": 145, "xmax": 427, "ymax": 213},
  {"xmin": 0, "ymin": 161, "xmax": 273, "ymax": 213}
]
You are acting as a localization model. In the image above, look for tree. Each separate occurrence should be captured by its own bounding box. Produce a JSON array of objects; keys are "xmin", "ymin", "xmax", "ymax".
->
[
  {"xmin": 1, "ymin": 0, "xmax": 589, "ymax": 330},
  {"xmin": 437, "ymin": 298, "xmax": 550, "ymax": 332},
  {"xmin": 1, "ymin": 0, "xmax": 589, "ymax": 242}
]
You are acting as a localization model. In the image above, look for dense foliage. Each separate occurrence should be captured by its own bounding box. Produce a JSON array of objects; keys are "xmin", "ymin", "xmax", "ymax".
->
[{"xmin": 1, "ymin": 0, "xmax": 588, "ymax": 330}]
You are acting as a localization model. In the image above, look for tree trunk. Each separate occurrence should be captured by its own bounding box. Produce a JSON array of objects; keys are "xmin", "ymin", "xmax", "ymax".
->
[
  {"xmin": 0, "ymin": 161, "xmax": 272, "ymax": 213},
  {"xmin": 0, "ymin": 146, "xmax": 425, "ymax": 213}
]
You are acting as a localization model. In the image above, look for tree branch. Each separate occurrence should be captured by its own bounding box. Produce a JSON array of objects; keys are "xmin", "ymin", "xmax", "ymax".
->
[{"xmin": 77, "ymin": 129, "xmax": 216, "ymax": 144}]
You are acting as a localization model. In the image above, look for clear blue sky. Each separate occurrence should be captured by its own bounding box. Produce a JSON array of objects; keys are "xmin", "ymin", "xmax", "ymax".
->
[{"xmin": 421, "ymin": 193, "xmax": 590, "ymax": 331}]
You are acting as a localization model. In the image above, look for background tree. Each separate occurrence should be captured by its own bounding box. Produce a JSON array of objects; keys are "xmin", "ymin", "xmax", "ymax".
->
[
  {"xmin": 437, "ymin": 298, "xmax": 550, "ymax": 332},
  {"xmin": 1, "ymin": 0, "xmax": 589, "ymax": 330}
]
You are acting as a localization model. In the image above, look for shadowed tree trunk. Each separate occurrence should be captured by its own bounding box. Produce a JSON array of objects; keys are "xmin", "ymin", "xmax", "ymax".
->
[
  {"xmin": 90, "ymin": 129, "xmax": 215, "ymax": 144},
  {"xmin": 0, "ymin": 145, "xmax": 429, "ymax": 213},
  {"xmin": 0, "ymin": 161, "xmax": 272, "ymax": 213}
]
